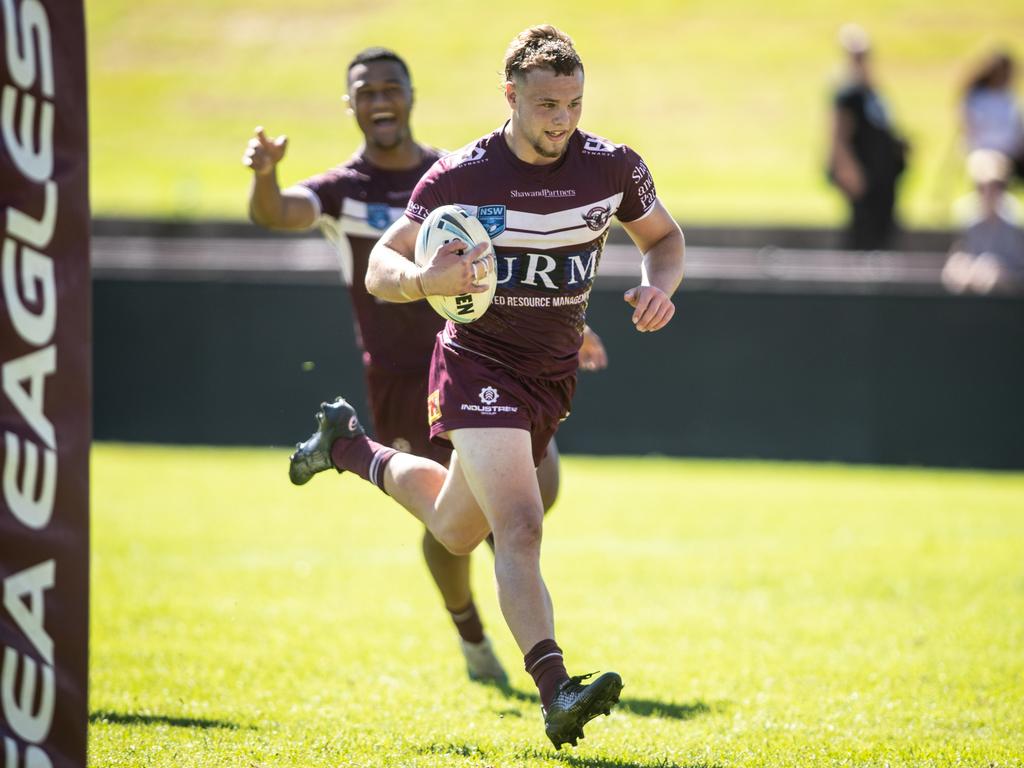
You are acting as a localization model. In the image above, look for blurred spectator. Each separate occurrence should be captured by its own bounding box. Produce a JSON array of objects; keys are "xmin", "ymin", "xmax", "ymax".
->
[
  {"xmin": 942, "ymin": 149, "xmax": 1024, "ymax": 294},
  {"xmin": 827, "ymin": 24, "xmax": 909, "ymax": 251},
  {"xmin": 961, "ymin": 50, "xmax": 1024, "ymax": 182}
]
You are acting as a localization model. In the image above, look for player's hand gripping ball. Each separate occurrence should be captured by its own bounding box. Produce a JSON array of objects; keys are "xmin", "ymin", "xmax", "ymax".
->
[{"xmin": 414, "ymin": 205, "xmax": 497, "ymax": 324}]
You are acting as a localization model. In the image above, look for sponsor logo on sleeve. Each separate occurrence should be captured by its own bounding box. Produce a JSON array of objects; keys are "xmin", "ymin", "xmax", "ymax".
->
[
  {"xmin": 583, "ymin": 136, "xmax": 616, "ymax": 154},
  {"xmin": 407, "ymin": 201, "xmax": 429, "ymax": 220},
  {"xmin": 427, "ymin": 390, "xmax": 442, "ymax": 424},
  {"xmin": 366, "ymin": 203, "xmax": 392, "ymax": 230},
  {"xmin": 631, "ymin": 160, "xmax": 657, "ymax": 209},
  {"xmin": 479, "ymin": 386, "xmax": 499, "ymax": 405},
  {"xmin": 476, "ymin": 205, "xmax": 506, "ymax": 237},
  {"xmin": 452, "ymin": 145, "xmax": 487, "ymax": 166}
]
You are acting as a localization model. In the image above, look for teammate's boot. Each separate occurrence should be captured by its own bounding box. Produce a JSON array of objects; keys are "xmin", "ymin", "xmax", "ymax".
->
[
  {"xmin": 543, "ymin": 671, "xmax": 623, "ymax": 750},
  {"xmin": 459, "ymin": 636, "xmax": 508, "ymax": 684},
  {"xmin": 288, "ymin": 397, "xmax": 364, "ymax": 485}
]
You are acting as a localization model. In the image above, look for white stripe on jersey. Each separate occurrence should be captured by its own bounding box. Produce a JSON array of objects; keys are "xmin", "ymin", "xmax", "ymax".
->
[
  {"xmin": 312, "ymin": 198, "xmax": 405, "ymax": 286},
  {"xmin": 317, "ymin": 216, "xmax": 354, "ymax": 286},
  {"xmin": 459, "ymin": 192, "xmax": 624, "ymax": 250},
  {"xmin": 339, "ymin": 198, "xmax": 405, "ymax": 239}
]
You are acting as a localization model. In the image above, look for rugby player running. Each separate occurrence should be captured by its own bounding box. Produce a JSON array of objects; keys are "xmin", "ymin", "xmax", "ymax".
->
[
  {"xmin": 288, "ymin": 28, "xmax": 684, "ymax": 749},
  {"xmin": 244, "ymin": 48, "xmax": 607, "ymax": 685}
]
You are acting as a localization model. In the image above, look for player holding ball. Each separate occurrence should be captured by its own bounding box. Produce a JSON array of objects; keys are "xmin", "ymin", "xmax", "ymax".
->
[
  {"xmin": 289, "ymin": 27, "xmax": 684, "ymax": 748},
  {"xmin": 246, "ymin": 47, "xmax": 608, "ymax": 689}
]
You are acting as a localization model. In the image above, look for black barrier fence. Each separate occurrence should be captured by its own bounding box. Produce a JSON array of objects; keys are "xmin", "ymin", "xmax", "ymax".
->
[{"xmin": 91, "ymin": 233, "xmax": 1024, "ymax": 470}]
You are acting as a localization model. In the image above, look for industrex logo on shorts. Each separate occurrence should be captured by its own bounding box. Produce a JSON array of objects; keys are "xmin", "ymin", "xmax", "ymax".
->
[{"xmin": 460, "ymin": 386, "xmax": 518, "ymax": 415}]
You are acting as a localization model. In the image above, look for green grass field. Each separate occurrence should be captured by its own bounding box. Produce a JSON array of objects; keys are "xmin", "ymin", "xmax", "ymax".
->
[
  {"xmin": 87, "ymin": 0, "xmax": 1024, "ymax": 227},
  {"xmin": 89, "ymin": 443, "xmax": 1024, "ymax": 767}
]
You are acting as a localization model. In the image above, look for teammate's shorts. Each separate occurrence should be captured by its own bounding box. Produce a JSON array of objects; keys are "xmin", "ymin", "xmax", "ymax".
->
[
  {"xmin": 365, "ymin": 363, "xmax": 452, "ymax": 466},
  {"xmin": 426, "ymin": 335, "xmax": 575, "ymax": 467}
]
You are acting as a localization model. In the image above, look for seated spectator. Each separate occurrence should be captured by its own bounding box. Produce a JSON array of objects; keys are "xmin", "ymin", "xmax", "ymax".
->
[
  {"xmin": 961, "ymin": 50, "xmax": 1024, "ymax": 182},
  {"xmin": 942, "ymin": 149, "xmax": 1024, "ymax": 294}
]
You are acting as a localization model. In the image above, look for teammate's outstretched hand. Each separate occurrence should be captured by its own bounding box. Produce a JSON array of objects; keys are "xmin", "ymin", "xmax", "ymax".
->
[
  {"xmin": 243, "ymin": 126, "xmax": 288, "ymax": 176},
  {"xmin": 419, "ymin": 241, "xmax": 493, "ymax": 297},
  {"xmin": 623, "ymin": 285, "xmax": 675, "ymax": 332},
  {"xmin": 579, "ymin": 325, "xmax": 608, "ymax": 371}
]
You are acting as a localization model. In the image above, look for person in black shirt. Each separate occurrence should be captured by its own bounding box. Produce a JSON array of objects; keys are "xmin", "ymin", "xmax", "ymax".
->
[{"xmin": 828, "ymin": 24, "xmax": 909, "ymax": 250}]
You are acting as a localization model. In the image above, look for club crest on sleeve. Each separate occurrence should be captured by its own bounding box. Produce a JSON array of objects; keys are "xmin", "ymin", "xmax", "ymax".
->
[
  {"xmin": 366, "ymin": 203, "xmax": 392, "ymax": 230},
  {"xmin": 476, "ymin": 205, "xmax": 507, "ymax": 238}
]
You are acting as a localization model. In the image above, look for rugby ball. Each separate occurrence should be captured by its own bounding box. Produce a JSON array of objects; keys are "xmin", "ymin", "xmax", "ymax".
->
[{"xmin": 414, "ymin": 205, "xmax": 497, "ymax": 324}]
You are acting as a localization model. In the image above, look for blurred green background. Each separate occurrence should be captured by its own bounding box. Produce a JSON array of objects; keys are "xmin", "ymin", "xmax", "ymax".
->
[{"xmin": 87, "ymin": 0, "xmax": 1024, "ymax": 226}]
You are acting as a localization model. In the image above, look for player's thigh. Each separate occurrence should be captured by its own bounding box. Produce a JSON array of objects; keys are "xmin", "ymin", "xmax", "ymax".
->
[
  {"xmin": 536, "ymin": 437, "xmax": 560, "ymax": 512},
  {"xmin": 432, "ymin": 449, "xmax": 490, "ymax": 554},
  {"xmin": 448, "ymin": 427, "xmax": 544, "ymax": 545}
]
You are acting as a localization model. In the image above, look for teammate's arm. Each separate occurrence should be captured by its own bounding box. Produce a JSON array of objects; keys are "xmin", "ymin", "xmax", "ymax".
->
[
  {"xmin": 620, "ymin": 199, "xmax": 685, "ymax": 333},
  {"xmin": 367, "ymin": 216, "xmax": 492, "ymax": 303},
  {"xmin": 579, "ymin": 325, "xmax": 608, "ymax": 371},
  {"xmin": 243, "ymin": 126, "xmax": 319, "ymax": 231}
]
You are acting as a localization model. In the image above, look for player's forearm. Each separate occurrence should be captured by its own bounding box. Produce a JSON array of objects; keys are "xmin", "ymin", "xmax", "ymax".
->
[
  {"xmin": 366, "ymin": 243, "xmax": 425, "ymax": 304},
  {"xmin": 248, "ymin": 171, "xmax": 287, "ymax": 228},
  {"xmin": 641, "ymin": 227, "xmax": 685, "ymax": 296}
]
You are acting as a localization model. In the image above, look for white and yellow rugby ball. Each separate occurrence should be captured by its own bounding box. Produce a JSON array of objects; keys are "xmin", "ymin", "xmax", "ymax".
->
[{"xmin": 415, "ymin": 205, "xmax": 497, "ymax": 324}]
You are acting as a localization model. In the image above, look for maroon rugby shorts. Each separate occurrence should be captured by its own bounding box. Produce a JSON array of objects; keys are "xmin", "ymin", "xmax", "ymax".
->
[
  {"xmin": 365, "ymin": 363, "xmax": 452, "ymax": 466},
  {"xmin": 426, "ymin": 337, "xmax": 575, "ymax": 466}
]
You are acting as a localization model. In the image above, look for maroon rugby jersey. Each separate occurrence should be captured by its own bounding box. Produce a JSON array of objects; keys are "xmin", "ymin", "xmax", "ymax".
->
[
  {"xmin": 297, "ymin": 147, "xmax": 444, "ymax": 372},
  {"xmin": 406, "ymin": 126, "xmax": 657, "ymax": 380}
]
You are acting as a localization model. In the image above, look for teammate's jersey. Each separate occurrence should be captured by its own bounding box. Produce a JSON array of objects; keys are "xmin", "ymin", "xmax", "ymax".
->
[
  {"xmin": 406, "ymin": 125, "xmax": 657, "ymax": 380},
  {"xmin": 298, "ymin": 147, "xmax": 444, "ymax": 373}
]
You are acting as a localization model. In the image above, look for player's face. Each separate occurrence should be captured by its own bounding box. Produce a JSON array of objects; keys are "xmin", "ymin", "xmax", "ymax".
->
[
  {"xmin": 507, "ymin": 67, "xmax": 583, "ymax": 163},
  {"xmin": 346, "ymin": 60, "xmax": 413, "ymax": 151}
]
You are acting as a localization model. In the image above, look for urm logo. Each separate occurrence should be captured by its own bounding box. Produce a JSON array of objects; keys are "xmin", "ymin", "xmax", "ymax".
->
[{"xmin": 494, "ymin": 249, "xmax": 598, "ymax": 291}]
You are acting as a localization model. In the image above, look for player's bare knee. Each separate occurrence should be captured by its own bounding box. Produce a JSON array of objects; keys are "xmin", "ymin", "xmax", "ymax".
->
[{"xmin": 492, "ymin": 509, "xmax": 543, "ymax": 554}]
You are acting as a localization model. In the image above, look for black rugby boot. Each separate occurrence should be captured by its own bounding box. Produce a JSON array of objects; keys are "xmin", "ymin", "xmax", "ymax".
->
[
  {"xmin": 543, "ymin": 671, "xmax": 623, "ymax": 750},
  {"xmin": 288, "ymin": 397, "xmax": 365, "ymax": 485}
]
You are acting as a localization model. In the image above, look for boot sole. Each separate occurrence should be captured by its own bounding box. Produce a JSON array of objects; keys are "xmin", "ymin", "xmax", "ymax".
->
[{"xmin": 546, "ymin": 674, "xmax": 623, "ymax": 749}]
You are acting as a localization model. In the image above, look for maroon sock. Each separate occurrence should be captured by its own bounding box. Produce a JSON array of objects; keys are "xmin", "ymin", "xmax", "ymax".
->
[
  {"xmin": 449, "ymin": 600, "xmax": 485, "ymax": 644},
  {"xmin": 524, "ymin": 639, "xmax": 569, "ymax": 710},
  {"xmin": 330, "ymin": 435, "xmax": 396, "ymax": 493}
]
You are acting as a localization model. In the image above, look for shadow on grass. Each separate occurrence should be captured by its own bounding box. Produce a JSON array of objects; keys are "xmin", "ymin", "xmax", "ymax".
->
[
  {"xmin": 423, "ymin": 742, "xmax": 722, "ymax": 768},
  {"xmin": 520, "ymin": 751, "xmax": 724, "ymax": 768},
  {"xmin": 89, "ymin": 710, "xmax": 248, "ymax": 730},
  {"xmin": 485, "ymin": 682, "xmax": 723, "ymax": 721}
]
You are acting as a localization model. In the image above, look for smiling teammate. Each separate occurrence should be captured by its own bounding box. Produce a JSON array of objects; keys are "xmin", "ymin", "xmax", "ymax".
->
[
  {"xmin": 245, "ymin": 48, "xmax": 606, "ymax": 685},
  {"xmin": 288, "ymin": 28, "xmax": 684, "ymax": 748}
]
